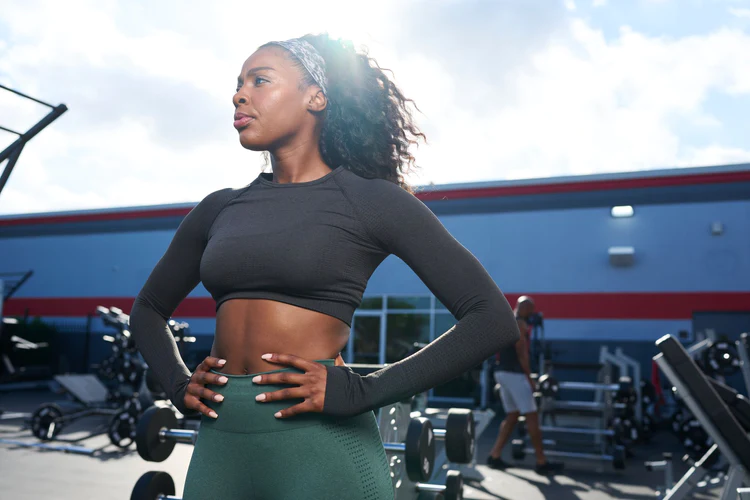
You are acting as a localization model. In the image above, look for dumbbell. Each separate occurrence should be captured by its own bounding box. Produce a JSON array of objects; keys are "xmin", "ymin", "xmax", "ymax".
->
[
  {"xmin": 608, "ymin": 416, "xmax": 640, "ymax": 448},
  {"xmin": 433, "ymin": 408, "xmax": 476, "ymax": 464},
  {"xmin": 680, "ymin": 418, "xmax": 713, "ymax": 459},
  {"xmin": 136, "ymin": 407, "xmax": 197, "ymax": 462},
  {"xmin": 412, "ymin": 470, "xmax": 464, "ymax": 500},
  {"xmin": 385, "ymin": 416, "xmax": 436, "ymax": 482}
]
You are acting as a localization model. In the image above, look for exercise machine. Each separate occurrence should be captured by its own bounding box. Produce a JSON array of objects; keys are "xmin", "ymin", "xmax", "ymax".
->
[{"xmin": 652, "ymin": 335, "xmax": 750, "ymax": 499}]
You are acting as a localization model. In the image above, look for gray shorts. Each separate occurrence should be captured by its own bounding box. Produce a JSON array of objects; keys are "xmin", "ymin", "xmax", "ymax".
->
[{"xmin": 493, "ymin": 370, "xmax": 537, "ymax": 415}]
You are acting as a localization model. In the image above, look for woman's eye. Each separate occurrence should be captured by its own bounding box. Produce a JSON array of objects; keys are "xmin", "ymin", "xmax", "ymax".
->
[{"xmin": 254, "ymin": 76, "xmax": 267, "ymax": 85}]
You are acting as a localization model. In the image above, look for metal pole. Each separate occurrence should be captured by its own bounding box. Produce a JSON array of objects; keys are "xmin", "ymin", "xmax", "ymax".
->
[
  {"xmin": 0, "ymin": 144, "xmax": 23, "ymax": 195},
  {"xmin": 0, "ymin": 84, "xmax": 56, "ymax": 108}
]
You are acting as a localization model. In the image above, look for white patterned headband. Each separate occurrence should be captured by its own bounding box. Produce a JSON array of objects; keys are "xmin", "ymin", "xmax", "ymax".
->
[{"xmin": 266, "ymin": 38, "xmax": 328, "ymax": 95}]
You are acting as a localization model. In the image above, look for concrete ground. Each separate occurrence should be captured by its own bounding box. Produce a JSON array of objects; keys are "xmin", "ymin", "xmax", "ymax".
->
[{"xmin": 0, "ymin": 389, "xmax": 726, "ymax": 500}]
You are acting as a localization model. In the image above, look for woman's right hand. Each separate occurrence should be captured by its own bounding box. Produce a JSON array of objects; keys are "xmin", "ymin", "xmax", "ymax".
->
[{"xmin": 184, "ymin": 356, "xmax": 229, "ymax": 419}]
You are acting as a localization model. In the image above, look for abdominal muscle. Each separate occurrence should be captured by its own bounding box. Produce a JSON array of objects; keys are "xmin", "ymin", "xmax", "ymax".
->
[{"xmin": 210, "ymin": 299, "xmax": 351, "ymax": 375}]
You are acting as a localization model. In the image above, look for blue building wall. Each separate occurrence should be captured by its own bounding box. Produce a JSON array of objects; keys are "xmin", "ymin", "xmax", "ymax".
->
[
  {"xmin": 2, "ymin": 166, "xmax": 749, "ymax": 395},
  {"xmin": 4, "ymin": 199, "xmax": 747, "ymax": 300}
]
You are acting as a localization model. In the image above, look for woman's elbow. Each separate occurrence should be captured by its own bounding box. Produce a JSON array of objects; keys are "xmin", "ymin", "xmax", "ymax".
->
[{"xmin": 488, "ymin": 298, "xmax": 519, "ymax": 349}]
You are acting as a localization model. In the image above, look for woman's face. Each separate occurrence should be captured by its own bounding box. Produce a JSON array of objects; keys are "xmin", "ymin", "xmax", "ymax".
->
[{"xmin": 233, "ymin": 46, "xmax": 316, "ymax": 151}]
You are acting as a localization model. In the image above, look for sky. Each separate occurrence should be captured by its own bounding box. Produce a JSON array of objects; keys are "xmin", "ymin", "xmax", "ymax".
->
[{"xmin": 1, "ymin": 0, "xmax": 749, "ymax": 215}]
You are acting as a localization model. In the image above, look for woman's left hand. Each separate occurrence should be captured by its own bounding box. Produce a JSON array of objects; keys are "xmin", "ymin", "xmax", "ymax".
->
[{"xmin": 252, "ymin": 353, "xmax": 346, "ymax": 418}]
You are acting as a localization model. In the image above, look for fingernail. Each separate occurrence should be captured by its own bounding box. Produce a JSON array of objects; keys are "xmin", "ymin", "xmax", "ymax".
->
[
  {"xmin": 218, "ymin": 376, "xmax": 229, "ymax": 384},
  {"xmin": 256, "ymin": 394, "xmax": 266, "ymax": 401},
  {"xmin": 261, "ymin": 353, "xmax": 272, "ymax": 360},
  {"xmin": 274, "ymin": 412, "xmax": 282, "ymax": 418},
  {"xmin": 218, "ymin": 359, "xmax": 227, "ymax": 365},
  {"xmin": 214, "ymin": 394, "xmax": 224, "ymax": 402},
  {"xmin": 252, "ymin": 376, "xmax": 261, "ymax": 383},
  {"xmin": 209, "ymin": 411, "xmax": 218, "ymax": 418}
]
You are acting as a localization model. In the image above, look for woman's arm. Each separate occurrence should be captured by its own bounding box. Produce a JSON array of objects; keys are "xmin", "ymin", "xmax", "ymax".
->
[
  {"xmin": 322, "ymin": 179, "xmax": 520, "ymax": 416},
  {"xmin": 129, "ymin": 188, "xmax": 233, "ymax": 415}
]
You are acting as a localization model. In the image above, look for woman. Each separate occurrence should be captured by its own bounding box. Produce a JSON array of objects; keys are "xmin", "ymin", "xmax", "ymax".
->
[{"xmin": 130, "ymin": 33, "xmax": 519, "ymax": 500}]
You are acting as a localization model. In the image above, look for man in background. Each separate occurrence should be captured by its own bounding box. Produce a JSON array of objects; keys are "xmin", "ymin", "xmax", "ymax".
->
[{"xmin": 486, "ymin": 296, "xmax": 563, "ymax": 474}]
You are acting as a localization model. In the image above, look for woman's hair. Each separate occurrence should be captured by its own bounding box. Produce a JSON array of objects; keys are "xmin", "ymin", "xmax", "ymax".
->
[{"xmin": 261, "ymin": 34, "xmax": 426, "ymax": 192}]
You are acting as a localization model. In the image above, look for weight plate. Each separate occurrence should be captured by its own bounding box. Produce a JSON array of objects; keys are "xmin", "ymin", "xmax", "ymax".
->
[
  {"xmin": 444, "ymin": 470, "xmax": 464, "ymax": 500},
  {"xmin": 537, "ymin": 374, "xmax": 559, "ymax": 398},
  {"xmin": 404, "ymin": 417, "xmax": 435, "ymax": 482},
  {"xmin": 123, "ymin": 397, "xmax": 143, "ymax": 417},
  {"xmin": 31, "ymin": 403, "xmax": 64, "ymax": 441},
  {"xmin": 130, "ymin": 471, "xmax": 175, "ymax": 500},
  {"xmin": 445, "ymin": 408, "xmax": 475, "ymax": 464},
  {"xmin": 108, "ymin": 410, "xmax": 137, "ymax": 449},
  {"xmin": 703, "ymin": 341, "xmax": 741, "ymax": 377}
]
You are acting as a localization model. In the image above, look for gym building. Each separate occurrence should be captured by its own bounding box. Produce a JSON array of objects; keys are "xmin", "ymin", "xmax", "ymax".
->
[{"xmin": 1, "ymin": 162, "xmax": 749, "ymax": 403}]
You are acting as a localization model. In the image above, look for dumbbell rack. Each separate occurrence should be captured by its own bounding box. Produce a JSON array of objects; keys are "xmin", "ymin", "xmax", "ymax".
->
[
  {"xmin": 513, "ymin": 363, "xmax": 629, "ymax": 470},
  {"xmin": 376, "ymin": 399, "xmax": 473, "ymax": 500},
  {"xmin": 601, "ymin": 346, "xmax": 643, "ymax": 423}
]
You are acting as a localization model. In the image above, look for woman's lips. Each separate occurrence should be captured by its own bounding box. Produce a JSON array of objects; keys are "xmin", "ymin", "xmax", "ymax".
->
[{"xmin": 234, "ymin": 116, "xmax": 254, "ymax": 129}]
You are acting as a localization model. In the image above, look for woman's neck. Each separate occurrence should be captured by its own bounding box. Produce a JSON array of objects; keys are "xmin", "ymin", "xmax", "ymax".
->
[{"xmin": 268, "ymin": 140, "xmax": 331, "ymax": 184}]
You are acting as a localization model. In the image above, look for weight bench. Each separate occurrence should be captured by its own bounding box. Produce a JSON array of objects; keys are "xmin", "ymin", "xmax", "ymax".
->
[{"xmin": 654, "ymin": 334, "xmax": 750, "ymax": 499}]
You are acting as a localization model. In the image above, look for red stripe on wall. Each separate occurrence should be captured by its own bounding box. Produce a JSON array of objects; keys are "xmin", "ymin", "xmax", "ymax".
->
[
  {"xmin": 417, "ymin": 170, "xmax": 750, "ymax": 201},
  {"xmin": 1, "ymin": 170, "xmax": 748, "ymax": 227},
  {"xmin": 0, "ymin": 207, "xmax": 190, "ymax": 227},
  {"xmin": 4, "ymin": 292, "xmax": 749, "ymax": 320}
]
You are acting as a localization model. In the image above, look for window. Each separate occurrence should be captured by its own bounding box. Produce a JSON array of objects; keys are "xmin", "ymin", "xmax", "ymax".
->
[
  {"xmin": 385, "ymin": 313, "xmax": 430, "ymax": 363},
  {"xmin": 359, "ymin": 297, "xmax": 383, "ymax": 310},
  {"xmin": 386, "ymin": 296, "xmax": 431, "ymax": 310}
]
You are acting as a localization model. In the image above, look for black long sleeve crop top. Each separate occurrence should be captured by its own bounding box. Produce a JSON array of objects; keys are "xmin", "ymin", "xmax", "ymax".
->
[{"xmin": 129, "ymin": 165, "xmax": 520, "ymax": 417}]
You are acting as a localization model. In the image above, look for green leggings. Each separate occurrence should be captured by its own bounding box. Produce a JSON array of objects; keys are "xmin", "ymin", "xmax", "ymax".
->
[{"xmin": 182, "ymin": 359, "xmax": 394, "ymax": 500}]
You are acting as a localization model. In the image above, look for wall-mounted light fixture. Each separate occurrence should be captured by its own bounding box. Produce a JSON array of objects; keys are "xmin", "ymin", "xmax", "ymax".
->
[
  {"xmin": 611, "ymin": 205, "xmax": 634, "ymax": 218},
  {"xmin": 609, "ymin": 246, "xmax": 635, "ymax": 267}
]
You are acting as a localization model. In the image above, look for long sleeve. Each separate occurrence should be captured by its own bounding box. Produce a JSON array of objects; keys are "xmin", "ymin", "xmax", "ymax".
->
[
  {"xmin": 323, "ymin": 178, "xmax": 520, "ymax": 417},
  {"xmin": 129, "ymin": 188, "xmax": 233, "ymax": 415}
]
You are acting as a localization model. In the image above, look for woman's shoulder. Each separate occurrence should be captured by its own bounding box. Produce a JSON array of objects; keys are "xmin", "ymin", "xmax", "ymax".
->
[
  {"xmin": 198, "ymin": 186, "xmax": 243, "ymax": 206},
  {"xmin": 336, "ymin": 167, "xmax": 416, "ymax": 202}
]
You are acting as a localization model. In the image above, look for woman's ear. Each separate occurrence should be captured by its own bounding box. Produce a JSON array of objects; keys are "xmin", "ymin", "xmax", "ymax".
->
[{"xmin": 308, "ymin": 89, "xmax": 327, "ymax": 112}]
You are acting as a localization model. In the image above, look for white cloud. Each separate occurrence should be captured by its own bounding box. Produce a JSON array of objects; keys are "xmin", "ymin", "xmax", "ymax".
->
[
  {"xmin": 593, "ymin": 0, "xmax": 607, "ymax": 6},
  {"xmin": 393, "ymin": 18, "xmax": 750, "ymax": 184},
  {"xmin": 729, "ymin": 7, "xmax": 750, "ymax": 18},
  {"xmin": 677, "ymin": 144, "xmax": 750, "ymax": 166},
  {"xmin": 1, "ymin": 0, "xmax": 750, "ymax": 214}
]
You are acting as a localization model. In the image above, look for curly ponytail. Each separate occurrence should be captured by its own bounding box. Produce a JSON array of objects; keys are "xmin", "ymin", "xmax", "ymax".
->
[{"xmin": 265, "ymin": 34, "xmax": 426, "ymax": 192}]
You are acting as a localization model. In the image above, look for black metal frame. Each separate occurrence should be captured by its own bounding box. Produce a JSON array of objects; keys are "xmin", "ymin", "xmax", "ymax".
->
[{"xmin": 0, "ymin": 84, "xmax": 67, "ymax": 197}]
